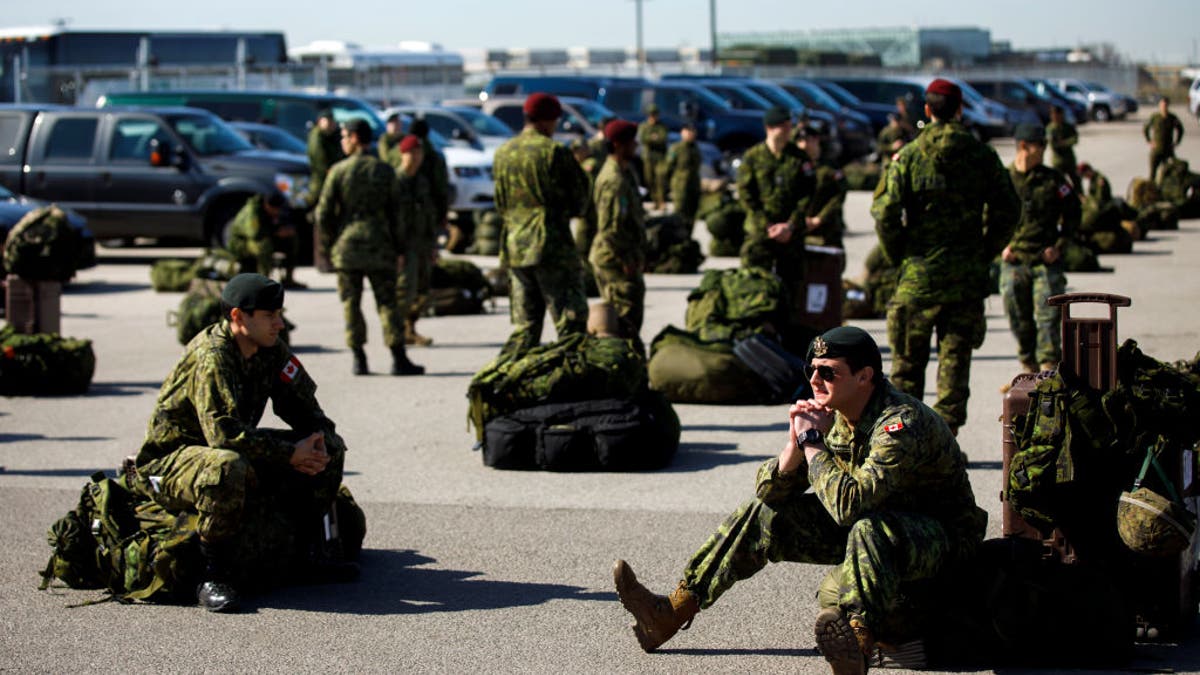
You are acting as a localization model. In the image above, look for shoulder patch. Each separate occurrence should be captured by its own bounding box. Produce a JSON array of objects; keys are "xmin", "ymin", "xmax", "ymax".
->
[
  {"xmin": 280, "ymin": 356, "xmax": 302, "ymax": 383},
  {"xmin": 1057, "ymin": 183, "xmax": 1072, "ymax": 198},
  {"xmin": 890, "ymin": 152, "xmax": 900, "ymax": 162},
  {"xmin": 883, "ymin": 421, "xmax": 905, "ymax": 434}
]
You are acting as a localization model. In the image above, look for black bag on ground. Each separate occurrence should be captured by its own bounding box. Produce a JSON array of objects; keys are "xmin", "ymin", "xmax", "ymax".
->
[
  {"xmin": 482, "ymin": 391, "xmax": 680, "ymax": 472},
  {"xmin": 732, "ymin": 333, "xmax": 811, "ymax": 402},
  {"xmin": 429, "ymin": 258, "xmax": 491, "ymax": 316}
]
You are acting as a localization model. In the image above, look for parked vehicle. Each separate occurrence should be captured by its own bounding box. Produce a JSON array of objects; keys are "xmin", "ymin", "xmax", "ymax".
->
[
  {"xmin": 1022, "ymin": 78, "xmax": 1090, "ymax": 125},
  {"xmin": 802, "ymin": 80, "xmax": 895, "ymax": 133},
  {"xmin": 0, "ymin": 182, "xmax": 96, "ymax": 275},
  {"xmin": 1050, "ymin": 79, "xmax": 1128, "ymax": 121},
  {"xmin": 0, "ymin": 104, "xmax": 309, "ymax": 247},
  {"xmin": 766, "ymin": 79, "xmax": 874, "ymax": 160},
  {"xmin": 1191, "ymin": 77, "xmax": 1200, "ymax": 118},
  {"xmin": 1085, "ymin": 81, "xmax": 1138, "ymax": 115},
  {"xmin": 963, "ymin": 77, "xmax": 1067, "ymax": 126},
  {"xmin": 827, "ymin": 76, "xmax": 1008, "ymax": 140},
  {"xmin": 228, "ymin": 121, "xmax": 309, "ymax": 155},
  {"xmin": 387, "ymin": 105, "xmax": 513, "ymax": 152}
]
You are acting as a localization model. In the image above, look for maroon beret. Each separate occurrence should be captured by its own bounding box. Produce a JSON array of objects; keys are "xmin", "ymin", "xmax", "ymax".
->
[
  {"xmin": 523, "ymin": 92, "xmax": 563, "ymax": 121},
  {"xmin": 925, "ymin": 78, "xmax": 962, "ymax": 106},
  {"xmin": 399, "ymin": 134, "xmax": 421, "ymax": 153},
  {"xmin": 604, "ymin": 119, "xmax": 638, "ymax": 143}
]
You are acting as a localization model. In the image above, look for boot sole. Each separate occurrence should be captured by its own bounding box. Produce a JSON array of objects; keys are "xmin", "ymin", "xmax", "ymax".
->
[{"xmin": 815, "ymin": 608, "xmax": 868, "ymax": 675}]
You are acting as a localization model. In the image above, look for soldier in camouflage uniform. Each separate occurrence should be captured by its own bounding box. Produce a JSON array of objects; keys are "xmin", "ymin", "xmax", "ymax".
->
[
  {"xmin": 1001, "ymin": 124, "xmax": 1079, "ymax": 377},
  {"xmin": 590, "ymin": 120, "xmax": 647, "ymax": 353},
  {"xmin": 377, "ymin": 113, "xmax": 405, "ymax": 166},
  {"xmin": 307, "ymin": 109, "xmax": 345, "ymax": 200},
  {"xmin": 392, "ymin": 135, "xmax": 438, "ymax": 347},
  {"xmin": 570, "ymin": 138, "xmax": 600, "ymax": 293},
  {"xmin": 1079, "ymin": 162, "xmax": 1112, "ymax": 204},
  {"xmin": 795, "ymin": 124, "xmax": 849, "ymax": 250},
  {"xmin": 1144, "ymin": 96, "xmax": 1185, "ymax": 181},
  {"xmin": 316, "ymin": 119, "xmax": 423, "ymax": 376},
  {"xmin": 614, "ymin": 326, "xmax": 986, "ymax": 673},
  {"xmin": 409, "ymin": 118, "xmax": 452, "ymax": 238},
  {"xmin": 871, "ymin": 79, "xmax": 1019, "ymax": 433},
  {"xmin": 134, "ymin": 274, "xmax": 355, "ymax": 612},
  {"xmin": 737, "ymin": 105, "xmax": 817, "ymax": 353},
  {"xmin": 225, "ymin": 192, "xmax": 305, "ymax": 288},
  {"xmin": 1046, "ymin": 106, "xmax": 1080, "ymax": 190},
  {"xmin": 493, "ymin": 93, "xmax": 591, "ymax": 359},
  {"xmin": 876, "ymin": 114, "xmax": 911, "ymax": 171},
  {"xmin": 665, "ymin": 122, "xmax": 702, "ymax": 234},
  {"xmin": 637, "ymin": 104, "xmax": 670, "ymax": 210}
]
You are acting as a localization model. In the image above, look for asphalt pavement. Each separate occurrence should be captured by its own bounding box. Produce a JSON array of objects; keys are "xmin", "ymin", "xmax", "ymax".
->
[{"xmin": 2, "ymin": 112, "xmax": 1200, "ymax": 673}]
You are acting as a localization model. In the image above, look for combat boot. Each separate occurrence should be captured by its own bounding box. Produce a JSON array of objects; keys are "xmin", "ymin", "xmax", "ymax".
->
[
  {"xmin": 390, "ymin": 345, "xmax": 425, "ymax": 376},
  {"xmin": 197, "ymin": 539, "xmax": 240, "ymax": 613},
  {"xmin": 612, "ymin": 559, "xmax": 698, "ymax": 652},
  {"xmin": 352, "ymin": 347, "xmax": 369, "ymax": 376},
  {"xmin": 814, "ymin": 607, "xmax": 872, "ymax": 675},
  {"xmin": 405, "ymin": 317, "xmax": 433, "ymax": 347}
]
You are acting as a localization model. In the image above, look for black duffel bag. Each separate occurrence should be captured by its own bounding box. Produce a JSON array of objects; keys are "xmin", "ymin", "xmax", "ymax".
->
[{"xmin": 482, "ymin": 392, "xmax": 680, "ymax": 472}]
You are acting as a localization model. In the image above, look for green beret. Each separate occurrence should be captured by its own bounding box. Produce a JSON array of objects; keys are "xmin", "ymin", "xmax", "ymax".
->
[
  {"xmin": 806, "ymin": 326, "xmax": 882, "ymax": 374},
  {"xmin": 1014, "ymin": 123, "xmax": 1046, "ymax": 143},
  {"xmin": 763, "ymin": 106, "xmax": 791, "ymax": 127},
  {"xmin": 222, "ymin": 273, "xmax": 284, "ymax": 314}
]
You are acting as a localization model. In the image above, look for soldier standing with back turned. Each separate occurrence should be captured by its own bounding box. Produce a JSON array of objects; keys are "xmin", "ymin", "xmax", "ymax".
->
[
  {"xmin": 637, "ymin": 104, "xmax": 670, "ymax": 211},
  {"xmin": 664, "ymin": 122, "xmax": 702, "ymax": 235},
  {"xmin": 493, "ymin": 93, "xmax": 591, "ymax": 359},
  {"xmin": 393, "ymin": 134, "xmax": 438, "ymax": 348},
  {"xmin": 317, "ymin": 119, "xmax": 423, "ymax": 377},
  {"xmin": 871, "ymin": 79, "xmax": 1019, "ymax": 435},
  {"xmin": 307, "ymin": 109, "xmax": 344, "ymax": 201},
  {"xmin": 1046, "ymin": 105, "xmax": 1080, "ymax": 190},
  {"xmin": 1144, "ymin": 96, "xmax": 1185, "ymax": 180}
]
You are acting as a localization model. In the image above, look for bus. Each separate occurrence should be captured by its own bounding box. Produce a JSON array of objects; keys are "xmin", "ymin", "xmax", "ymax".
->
[{"xmin": 287, "ymin": 40, "xmax": 464, "ymax": 106}]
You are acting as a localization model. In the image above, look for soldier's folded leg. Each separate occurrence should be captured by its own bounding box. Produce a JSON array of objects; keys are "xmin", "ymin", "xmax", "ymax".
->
[{"xmin": 197, "ymin": 537, "xmax": 240, "ymax": 612}]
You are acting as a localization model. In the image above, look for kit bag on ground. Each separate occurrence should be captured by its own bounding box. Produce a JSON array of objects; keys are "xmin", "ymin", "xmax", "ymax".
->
[
  {"xmin": 684, "ymin": 267, "xmax": 785, "ymax": 343},
  {"xmin": 732, "ymin": 333, "xmax": 811, "ymax": 403},
  {"xmin": 482, "ymin": 390, "xmax": 680, "ymax": 471},
  {"xmin": 149, "ymin": 259, "xmax": 197, "ymax": 292},
  {"xmin": 0, "ymin": 323, "xmax": 95, "ymax": 396},
  {"xmin": 429, "ymin": 258, "xmax": 491, "ymax": 316},
  {"xmin": 3, "ymin": 205, "xmax": 80, "ymax": 281},
  {"xmin": 644, "ymin": 214, "xmax": 704, "ymax": 274},
  {"xmin": 647, "ymin": 326, "xmax": 766, "ymax": 404}
]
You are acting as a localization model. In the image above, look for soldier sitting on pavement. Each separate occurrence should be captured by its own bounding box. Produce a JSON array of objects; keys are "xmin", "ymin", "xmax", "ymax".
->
[
  {"xmin": 613, "ymin": 326, "xmax": 986, "ymax": 674},
  {"xmin": 225, "ymin": 191, "xmax": 305, "ymax": 289},
  {"xmin": 132, "ymin": 273, "xmax": 358, "ymax": 612}
]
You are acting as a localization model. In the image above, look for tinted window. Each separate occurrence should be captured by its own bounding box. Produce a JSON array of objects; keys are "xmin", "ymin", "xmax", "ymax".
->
[
  {"xmin": 275, "ymin": 101, "xmax": 318, "ymax": 139},
  {"xmin": 44, "ymin": 118, "xmax": 98, "ymax": 160},
  {"xmin": 244, "ymin": 36, "xmax": 287, "ymax": 65},
  {"xmin": 192, "ymin": 100, "xmax": 264, "ymax": 123},
  {"xmin": 108, "ymin": 118, "xmax": 172, "ymax": 161},
  {"xmin": 492, "ymin": 83, "xmax": 520, "ymax": 96},
  {"xmin": 0, "ymin": 115, "xmax": 25, "ymax": 165},
  {"xmin": 150, "ymin": 36, "xmax": 237, "ymax": 65},
  {"xmin": 424, "ymin": 114, "xmax": 462, "ymax": 139},
  {"xmin": 55, "ymin": 33, "xmax": 140, "ymax": 65},
  {"xmin": 165, "ymin": 115, "xmax": 252, "ymax": 156},
  {"xmin": 492, "ymin": 106, "xmax": 524, "ymax": 131},
  {"xmin": 603, "ymin": 87, "xmax": 642, "ymax": 114}
]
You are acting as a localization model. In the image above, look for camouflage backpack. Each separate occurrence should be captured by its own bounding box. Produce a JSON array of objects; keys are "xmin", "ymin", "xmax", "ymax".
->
[
  {"xmin": 170, "ymin": 278, "xmax": 226, "ymax": 346},
  {"xmin": 0, "ymin": 324, "xmax": 95, "ymax": 396},
  {"xmin": 429, "ymin": 258, "xmax": 491, "ymax": 316},
  {"xmin": 3, "ymin": 205, "xmax": 80, "ymax": 281},
  {"xmin": 466, "ymin": 333, "xmax": 647, "ymax": 441},
  {"xmin": 149, "ymin": 259, "xmax": 197, "ymax": 293},
  {"xmin": 190, "ymin": 248, "xmax": 241, "ymax": 281},
  {"xmin": 684, "ymin": 267, "xmax": 784, "ymax": 343},
  {"xmin": 700, "ymin": 193, "xmax": 746, "ymax": 256},
  {"xmin": 644, "ymin": 214, "xmax": 704, "ymax": 274}
]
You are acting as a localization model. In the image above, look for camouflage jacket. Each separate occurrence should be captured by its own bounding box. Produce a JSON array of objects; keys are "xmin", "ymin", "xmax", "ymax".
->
[
  {"xmin": 1046, "ymin": 121, "xmax": 1078, "ymax": 168},
  {"xmin": 378, "ymin": 131, "xmax": 404, "ymax": 166},
  {"xmin": 494, "ymin": 127, "xmax": 589, "ymax": 267},
  {"xmin": 876, "ymin": 125, "xmax": 910, "ymax": 155},
  {"xmin": 871, "ymin": 120, "xmax": 1019, "ymax": 305},
  {"xmin": 737, "ymin": 141, "xmax": 816, "ymax": 232},
  {"xmin": 665, "ymin": 139, "xmax": 701, "ymax": 198},
  {"xmin": 307, "ymin": 126, "xmax": 345, "ymax": 197},
  {"xmin": 419, "ymin": 139, "xmax": 451, "ymax": 222},
  {"xmin": 805, "ymin": 162, "xmax": 848, "ymax": 246},
  {"xmin": 1143, "ymin": 112, "xmax": 1184, "ymax": 150},
  {"xmin": 1086, "ymin": 171, "xmax": 1113, "ymax": 204},
  {"xmin": 316, "ymin": 153, "xmax": 403, "ymax": 271},
  {"xmin": 137, "ymin": 322, "xmax": 341, "ymax": 470},
  {"xmin": 398, "ymin": 171, "xmax": 437, "ymax": 251},
  {"xmin": 1007, "ymin": 163, "xmax": 1080, "ymax": 261},
  {"xmin": 755, "ymin": 381, "xmax": 987, "ymax": 540},
  {"xmin": 227, "ymin": 195, "xmax": 272, "ymax": 249},
  {"xmin": 636, "ymin": 121, "xmax": 669, "ymax": 158},
  {"xmin": 589, "ymin": 157, "xmax": 646, "ymax": 271}
]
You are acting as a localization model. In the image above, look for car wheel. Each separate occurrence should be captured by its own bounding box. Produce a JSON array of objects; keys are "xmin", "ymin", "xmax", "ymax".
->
[{"xmin": 1093, "ymin": 106, "xmax": 1111, "ymax": 122}]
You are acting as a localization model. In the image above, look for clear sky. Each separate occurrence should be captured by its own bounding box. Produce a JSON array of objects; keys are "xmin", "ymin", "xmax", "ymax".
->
[{"xmin": 5, "ymin": 0, "xmax": 1199, "ymax": 64}]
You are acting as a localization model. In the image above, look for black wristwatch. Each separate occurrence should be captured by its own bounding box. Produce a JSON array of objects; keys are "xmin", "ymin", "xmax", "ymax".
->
[{"xmin": 798, "ymin": 428, "xmax": 823, "ymax": 446}]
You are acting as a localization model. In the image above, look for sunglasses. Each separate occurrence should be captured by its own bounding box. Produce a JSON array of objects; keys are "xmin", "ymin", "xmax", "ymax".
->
[{"xmin": 805, "ymin": 364, "xmax": 838, "ymax": 381}]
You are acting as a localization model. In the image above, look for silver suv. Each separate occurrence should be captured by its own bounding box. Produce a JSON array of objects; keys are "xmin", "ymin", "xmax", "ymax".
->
[
  {"xmin": 1052, "ymin": 79, "xmax": 1128, "ymax": 122},
  {"xmin": 1189, "ymin": 76, "xmax": 1200, "ymax": 118}
]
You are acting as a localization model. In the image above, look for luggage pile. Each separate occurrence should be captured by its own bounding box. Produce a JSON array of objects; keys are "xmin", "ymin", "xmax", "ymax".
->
[
  {"xmin": 1155, "ymin": 157, "xmax": 1200, "ymax": 220},
  {"xmin": 149, "ymin": 248, "xmax": 241, "ymax": 293},
  {"xmin": 1125, "ymin": 177, "xmax": 1181, "ymax": 240},
  {"xmin": 842, "ymin": 244, "xmax": 898, "ymax": 320}
]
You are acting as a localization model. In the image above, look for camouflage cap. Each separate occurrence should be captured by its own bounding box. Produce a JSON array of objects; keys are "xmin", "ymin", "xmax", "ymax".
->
[
  {"xmin": 222, "ymin": 273, "xmax": 284, "ymax": 314},
  {"xmin": 1014, "ymin": 123, "xmax": 1047, "ymax": 143},
  {"xmin": 806, "ymin": 326, "xmax": 882, "ymax": 374}
]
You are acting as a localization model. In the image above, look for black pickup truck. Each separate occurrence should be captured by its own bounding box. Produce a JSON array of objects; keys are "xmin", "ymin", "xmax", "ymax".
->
[{"xmin": 0, "ymin": 104, "xmax": 310, "ymax": 246}]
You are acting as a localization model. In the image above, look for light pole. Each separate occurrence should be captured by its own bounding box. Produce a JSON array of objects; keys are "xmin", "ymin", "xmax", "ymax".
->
[
  {"xmin": 634, "ymin": 0, "xmax": 645, "ymax": 77},
  {"xmin": 710, "ymin": 0, "xmax": 718, "ymax": 69}
]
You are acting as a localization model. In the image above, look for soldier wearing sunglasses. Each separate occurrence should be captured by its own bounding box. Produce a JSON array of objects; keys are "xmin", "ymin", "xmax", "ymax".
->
[{"xmin": 613, "ymin": 326, "xmax": 985, "ymax": 674}]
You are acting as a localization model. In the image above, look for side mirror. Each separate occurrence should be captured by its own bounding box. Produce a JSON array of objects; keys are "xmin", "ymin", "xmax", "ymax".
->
[{"xmin": 173, "ymin": 144, "xmax": 190, "ymax": 171}]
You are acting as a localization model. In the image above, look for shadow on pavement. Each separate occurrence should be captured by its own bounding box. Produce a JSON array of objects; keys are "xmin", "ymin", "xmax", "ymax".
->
[
  {"xmin": 682, "ymin": 423, "xmax": 788, "ymax": 433},
  {"xmin": 966, "ymin": 461, "xmax": 1003, "ymax": 470},
  {"xmin": 0, "ymin": 433, "xmax": 112, "ymax": 443},
  {"xmin": 659, "ymin": 647, "xmax": 818, "ymax": 658},
  {"xmin": 87, "ymin": 381, "xmax": 162, "ymax": 397},
  {"xmin": 65, "ymin": 281, "xmax": 149, "ymax": 294},
  {"xmin": 0, "ymin": 467, "xmax": 111, "ymax": 477},
  {"xmin": 289, "ymin": 345, "xmax": 341, "ymax": 355},
  {"xmin": 659, "ymin": 443, "xmax": 772, "ymax": 473},
  {"xmin": 430, "ymin": 342, "xmax": 505, "ymax": 350},
  {"xmin": 256, "ymin": 548, "xmax": 611, "ymax": 615}
]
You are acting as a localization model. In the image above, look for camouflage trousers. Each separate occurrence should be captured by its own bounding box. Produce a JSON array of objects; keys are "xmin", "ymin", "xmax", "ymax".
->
[
  {"xmin": 644, "ymin": 153, "xmax": 667, "ymax": 205},
  {"xmin": 592, "ymin": 264, "xmax": 646, "ymax": 353},
  {"xmin": 396, "ymin": 244, "xmax": 434, "ymax": 319},
  {"xmin": 134, "ymin": 435, "xmax": 344, "ymax": 543},
  {"xmin": 682, "ymin": 494, "xmax": 966, "ymax": 641},
  {"xmin": 1000, "ymin": 261, "xmax": 1065, "ymax": 367},
  {"xmin": 337, "ymin": 268, "xmax": 404, "ymax": 349},
  {"xmin": 229, "ymin": 233, "xmax": 299, "ymax": 277},
  {"xmin": 1150, "ymin": 147, "xmax": 1175, "ymax": 181},
  {"xmin": 886, "ymin": 299, "xmax": 985, "ymax": 429},
  {"xmin": 500, "ymin": 260, "xmax": 588, "ymax": 359},
  {"xmin": 672, "ymin": 184, "xmax": 700, "ymax": 233}
]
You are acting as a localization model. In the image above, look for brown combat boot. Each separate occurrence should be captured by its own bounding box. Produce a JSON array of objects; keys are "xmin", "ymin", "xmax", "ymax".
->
[
  {"xmin": 405, "ymin": 317, "xmax": 433, "ymax": 347},
  {"xmin": 612, "ymin": 560, "xmax": 698, "ymax": 652},
  {"xmin": 814, "ymin": 607, "xmax": 872, "ymax": 675}
]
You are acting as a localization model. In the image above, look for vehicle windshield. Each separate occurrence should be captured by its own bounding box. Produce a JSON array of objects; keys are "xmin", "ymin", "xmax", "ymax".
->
[
  {"xmin": 258, "ymin": 126, "xmax": 307, "ymax": 154},
  {"xmin": 1084, "ymin": 81, "xmax": 1112, "ymax": 93},
  {"xmin": 706, "ymin": 84, "xmax": 772, "ymax": 110},
  {"xmin": 165, "ymin": 114, "xmax": 254, "ymax": 156},
  {"xmin": 673, "ymin": 85, "xmax": 732, "ymax": 111},
  {"xmin": 451, "ymin": 107, "xmax": 514, "ymax": 137},
  {"xmin": 771, "ymin": 82, "xmax": 834, "ymax": 112},
  {"xmin": 571, "ymin": 99, "xmax": 618, "ymax": 126},
  {"xmin": 326, "ymin": 99, "xmax": 385, "ymax": 137},
  {"xmin": 813, "ymin": 81, "xmax": 862, "ymax": 107},
  {"xmin": 952, "ymin": 80, "xmax": 987, "ymax": 104}
]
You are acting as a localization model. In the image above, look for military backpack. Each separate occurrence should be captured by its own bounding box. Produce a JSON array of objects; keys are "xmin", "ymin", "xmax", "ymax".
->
[
  {"xmin": 0, "ymin": 324, "xmax": 95, "ymax": 396},
  {"xmin": 684, "ymin": 267, "xmax": 784, "ymax": 343},
  {"xmin": 429, "ymin": 258, "xmax": 491, "ymax": 316},
  {"xmin": 3, "ymin": 205, "xmax": 80, "ymax": 281}
]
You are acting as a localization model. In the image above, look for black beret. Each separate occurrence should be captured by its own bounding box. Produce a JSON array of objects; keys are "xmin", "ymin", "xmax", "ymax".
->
[
  {"xmin": 1014, "ymin": 123, "xmax": 1046, "ymax": 143},
  {"xmin": 763, "ymin": 106, "xmax": 792, "ymax": 127},
  {"xmin": 409, "ymin": 118, "xmax": 430, "ymax": 138},
  {"xmin": 343, "ymin": 118, "xmax": 371, "ymax": 140},
  {"xmin": 806, "ymin": 326, "xmax": 882, "ymax": 374},
  {"xmin": 222, "ymin": 273, "xmax": 284, "ymax": 314}
]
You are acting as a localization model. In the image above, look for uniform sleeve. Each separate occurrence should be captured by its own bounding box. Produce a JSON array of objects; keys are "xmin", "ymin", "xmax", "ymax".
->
[
  {"xmin": 270, "ymin": 353, "xmax": 339, "ymax": 444},
  {"xmin": 1143, "ymin": 116, "xmax": 1153, "ymax": 143},
  {"xmin": 786, "ymin": 162, "xmax": 816, "ymax": 229},
  {"xmin": 494, "ymin": 149, "xmax": 509, "ymax": 213},
  {"xmin": 755, "ymin": 456, "xmax": 810, "ymax": 505},
  {"xmin": 555, "ymin": 145, "xmax": 590, "ymax": 218},
  {"xmin": 590, "ymin": 179, "xmax": 619, "ymax": 265},
  {"xmin": 315, "ymin": 166, "xmax": 340, "ymax": 255},
  {"xmin": 870, "ymin": 158, "xmax": 906, "ymax": 265},
  {"xmin": 1175, "ymin": 116, "xmax": 1185, "ymax": 145},
  {"xmin": 1057, "ymin": 179, "xmax": 1081, "ymax": 252},
  {"xmin": 982, "ymin": 150, "xmax": 1020, "ymax": 257},
  {"xmin": 807, "ymin": 417, "xmax": 910, "ymax": 526},
  {"xmin": 664, "ymin": 145, "xmax": 678, "ymax": 182},
  {"xmin": 736, "ymin": 155, "xmax": 765, "ymax": 230},
  {"xmin": 190, "ymin": 351, "xmax": 295, "ymax": 468},
  {"xmin": 814, "ymin": 170, "xmax": 848, "ymax": 224},
  {"xmin": 431, "ymin": 152, "xmax": 451, "ymax": 221},
  {"xmin": 388, "ymin": 172, "xmax": 404, "ymax": 256}
]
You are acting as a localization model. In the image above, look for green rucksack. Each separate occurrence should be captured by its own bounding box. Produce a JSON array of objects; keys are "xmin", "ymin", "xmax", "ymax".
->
[
  {"xmin": 171, "ymin": 278, "xmax": 225, "ymax": 346},
  {"xmin": 39, "ymin": 472, "xmax": 204, "ymax": 604},
  {"xmin": 429, "ymin": 258, "xmax": 492, "ymax": 316},
  {"xmin": 149, "ymin": 259, "xmax": 198, "ymax": 292},
  {"xmin": 0, "ymin": 324, "xmax": 95, "ymax": 396},
  {"xmin": 191, "ymin": 248, "xmax": 241, "ymax": 281},
  {"xmin": 3, "ymin": 205, "xmax": 80, "ymax": 281},
  {"xmin": 700, "ymin": 194, "xmax": 746, "ymax": 256},
  {"xmin": 644, "ymin": 214, "xmax": 704, "ymax": 274},
  {"xmin": 684, "ymin": 267, "xmax": 784, "ymax": 343},
  {"xmin": 466, "ymin": 333, "xmax": 647, "ymax": 441},
  {"xmin": 647, "ymin": 326, "xmax": 765, "ymax": 404}
]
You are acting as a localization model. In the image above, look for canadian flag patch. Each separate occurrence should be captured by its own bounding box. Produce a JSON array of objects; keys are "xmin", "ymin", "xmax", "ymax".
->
[
  {"xmin": 1057, "ymin": 184, "xmax": 1072, "ymax": 198},
  {"xmin": 883, "ymin": 422, "xmax": 905, "ymax": 433},
  {"xmin": 280, "ymin": 356, "xmax": 302, "ymax": 383}
]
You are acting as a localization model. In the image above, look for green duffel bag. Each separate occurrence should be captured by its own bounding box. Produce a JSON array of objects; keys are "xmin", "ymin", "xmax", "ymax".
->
[
  {"xmin": 3, "ymin": 205, "xmax": 81, "ymax": 281},
  {"xmin": 708, "ymin": 237, "xmax": 741, "ymax": 258},
  {"xmin": 430, "ymin": 259, "xmax": 491, "ymax": 315},
  {"xmin": 1061, "ymin": 240, "xmax": 1101, "ymax": 273},
  {"xmin": 647, "ymin": 326, "xmax": 764, "ymax": 404},
  {"xmin": 0, "ymin": 324, "xmax": 95, "ymax": 396},
  {"xmin": 149, "ymin": 259, "xmax": 195, "ymax": 292},
  {"xmin": 1089, "ymin": 228, "xmax": 1133, "ymax": 254}
]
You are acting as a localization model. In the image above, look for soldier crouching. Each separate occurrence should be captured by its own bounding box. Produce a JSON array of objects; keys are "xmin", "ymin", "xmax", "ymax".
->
[
  {"xmin": 613, "ymin": 326, "xmax": 986, "ymax": 674},
  {"xmin": 132, "ymin": 273, "xmax": 356, "ymax": 612}
]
